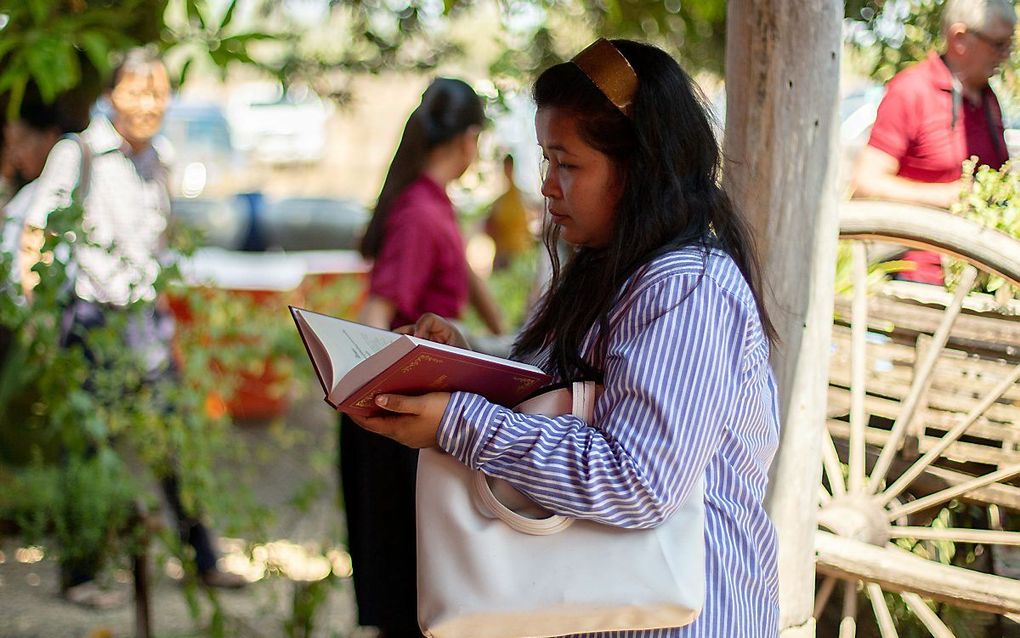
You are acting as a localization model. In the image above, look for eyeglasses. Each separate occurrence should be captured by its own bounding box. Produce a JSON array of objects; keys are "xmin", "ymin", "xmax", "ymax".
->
[{"xmin": 969, "ymin": 29, "xmax": 1014, "ymax": 54}]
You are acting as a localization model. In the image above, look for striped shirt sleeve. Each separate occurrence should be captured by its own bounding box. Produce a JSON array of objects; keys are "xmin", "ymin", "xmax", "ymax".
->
[{"xmin": 436, "ymin": 271, "xmax": 750, "ymax": 529}]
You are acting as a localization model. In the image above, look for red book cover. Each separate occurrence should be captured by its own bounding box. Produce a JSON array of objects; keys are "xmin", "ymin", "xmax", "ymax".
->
[
  {"xmin": 339, "ymin": 345, "xmax": 550, "ymax": 416},
  {"xmin": 290, "ymin": 306, "xmax": 551, "ymax": 416}
]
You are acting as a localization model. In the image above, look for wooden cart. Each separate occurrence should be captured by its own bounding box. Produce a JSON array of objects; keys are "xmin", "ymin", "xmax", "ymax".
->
[{"xmin": 815, "ymin": 201, "xmax": 1020, "ymax": 636}]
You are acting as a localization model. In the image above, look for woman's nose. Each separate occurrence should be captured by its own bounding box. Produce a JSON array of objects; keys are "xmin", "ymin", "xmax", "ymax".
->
[{"xmin": 540, "ymin": 172, "xmax": 560, "ymax": 199}]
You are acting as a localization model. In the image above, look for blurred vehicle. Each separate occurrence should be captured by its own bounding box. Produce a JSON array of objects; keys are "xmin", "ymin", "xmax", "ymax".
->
[
  {"xmin": 171, "ymin": 196, "xmax": 248, "ymax": 250},
  {"xmin": 161, "ymin": 100, "xmax": 249, "ymax": 198},
  {"xmin": 836, "ymin": 84, "xmax": 886, "ymax": 190},
  {"xmin": 171, "ymin": 195, "xmax": 368, "ymax": 252},
  {"xmin": 227, "ymin": 82, "xmax": 330, "ymax": 165},
  {"xmin": 261, "ymin": 196, "xmax": 367, "ymax": 251},
  {"xmin": 1004, "ymin": 110, "xmax": 1020, "ymax": 159}
]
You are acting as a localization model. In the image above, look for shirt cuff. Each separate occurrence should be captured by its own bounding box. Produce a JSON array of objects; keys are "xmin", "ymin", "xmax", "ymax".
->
[{"xmin": 437, "ymin": 391, "xmax": 505, "ymax": 468}]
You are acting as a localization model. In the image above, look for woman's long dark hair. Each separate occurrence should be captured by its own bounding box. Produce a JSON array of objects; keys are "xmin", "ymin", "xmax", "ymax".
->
[
  {"xmin": 513, "ymin": 39, "xmax": 776, "ymax": 381},
  {"xmin": 360, "ymin": 77, "xmax": 486, "ymax": 258}
]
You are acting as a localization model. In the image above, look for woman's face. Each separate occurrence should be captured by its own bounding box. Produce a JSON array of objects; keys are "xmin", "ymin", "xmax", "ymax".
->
[
  {"xmin": 454, "ymin": 127, "xmax": 481, "ymax": 178},
  {"xmin": 536, "ymin": 107, "xmax": 622, "ymax": 248}
]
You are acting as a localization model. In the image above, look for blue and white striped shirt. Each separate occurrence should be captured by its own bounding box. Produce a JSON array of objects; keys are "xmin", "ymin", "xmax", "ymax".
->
[{"xmin": 437, "ymin": 246, "xmax": 779, "ymax": 637}]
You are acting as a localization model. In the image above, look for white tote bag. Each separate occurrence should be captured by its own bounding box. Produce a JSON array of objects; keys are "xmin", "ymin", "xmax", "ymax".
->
[{"xmin": 417, "ymin": 381, "xmax": 706, "ymax": 638}]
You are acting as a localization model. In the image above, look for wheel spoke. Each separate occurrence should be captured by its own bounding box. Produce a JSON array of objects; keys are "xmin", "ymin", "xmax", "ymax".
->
[
  {"xmin": 888, "ymin": 527, "xmax": 1020, "ymax": 546},
  {"xmin": 902, "ymin": 333, "xmax": 933, "ymax": 461},
  {"xmin": 868, "ymin": 266, "xmax": 978, "ymax": 494},
  {"xmin": 849, "ymin": 243, "xmax": 869, "ymax": 493},
  {"xmin": 879, "ymin": 361, "xmax": 1020, "ymax": 506},
  {"xmin": 815, "ymin": 575, "xmax": 839, "ymax": 619},
  {"xmin": 901, "ymin": 592, "xmax": 955, "ymax": 638},
  {"xmin": 840, "ymin": 580, "xmax": 858, "ymax": 638},
  {"xmin": 867, "ymin": 582, "xmax": 899, "ymax": 638},
  {"xmin": 887, "ymin": 462, "xmax": 1020, "ymax": 520},
  {"xmin": 816, "ymin": 531, "xmax": 1020, "ymax": 613},
  {"xmin": 824, "ymin": 428, "xmax": 848, "ymax": 497},
  {"xmin": 819, "ymin": 485, "xmax": 832, "ymax": 506}
]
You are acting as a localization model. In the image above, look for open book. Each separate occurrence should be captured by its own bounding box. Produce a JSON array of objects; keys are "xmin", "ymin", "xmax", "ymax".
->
[{"xmin": 289, "ymin": 306, "xmax": 552, "ymax": 416}]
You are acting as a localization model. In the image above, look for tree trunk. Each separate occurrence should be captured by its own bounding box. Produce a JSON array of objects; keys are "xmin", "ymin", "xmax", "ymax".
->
[{"xmin": 723, "ymin": 2, "xmax": 843, "ymax": 636}]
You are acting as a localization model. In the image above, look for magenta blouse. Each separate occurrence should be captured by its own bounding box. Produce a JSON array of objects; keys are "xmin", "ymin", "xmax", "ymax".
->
[{"xmin": 368, "ymin": 174, "xmax": 470, "ymax": 330}]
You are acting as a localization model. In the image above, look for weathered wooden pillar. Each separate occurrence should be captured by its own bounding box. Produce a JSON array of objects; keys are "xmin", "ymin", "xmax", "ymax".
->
[{"xmin": 723, "ymin": 2, "xmax": 843, "ymax": 636}]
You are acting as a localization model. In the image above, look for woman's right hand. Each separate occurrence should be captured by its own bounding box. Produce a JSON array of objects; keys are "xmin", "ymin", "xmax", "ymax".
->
[{"xmin": 397, "ymin": 313, "xmax": 470, "ymax": 349}]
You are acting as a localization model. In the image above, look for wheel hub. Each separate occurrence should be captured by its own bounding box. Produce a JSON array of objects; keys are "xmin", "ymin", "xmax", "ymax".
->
[{"xmin": 818, "ymin": 495, "xmax": 889, "ymax": 546}]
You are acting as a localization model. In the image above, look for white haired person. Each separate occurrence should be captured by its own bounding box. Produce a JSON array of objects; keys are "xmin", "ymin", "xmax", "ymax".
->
[
  {"xmin": 851, "ymin": 0, "xmax": 1015, "ymax": 284},
  {"xmin": 22, "ymin": 48, "xmax": 245, "ymax": 607}
]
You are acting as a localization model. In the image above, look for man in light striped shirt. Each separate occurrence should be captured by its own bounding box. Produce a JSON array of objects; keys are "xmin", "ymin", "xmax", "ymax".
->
[{"xmin": 21, "ymin": 48, "xmax": 246, "ymax": 604}]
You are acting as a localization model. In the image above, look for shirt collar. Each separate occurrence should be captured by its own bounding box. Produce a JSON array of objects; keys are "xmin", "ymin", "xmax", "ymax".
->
[
  {"xmin": 417, "ymin": 172, "xmax": 452, "ymax": 205},
  {"xmin": 82, "ymin": 114, "xmax": 126, "ymax": 155},
  {"xmin": 925, "ymin": 50, "xmax": 995, "ymax": 100},
  {"xmin": 83, "ymin": 113, "xmax": 161, "ymax": 160},
  {"xmin": 925, "ymin": 51, "xmax": 955, "ymax": 91}
]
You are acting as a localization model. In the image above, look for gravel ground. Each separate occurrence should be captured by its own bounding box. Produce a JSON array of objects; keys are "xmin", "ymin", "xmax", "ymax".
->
[{"xmin": 0, "ymin": 395, "xmax": 367, "ymax": 638}]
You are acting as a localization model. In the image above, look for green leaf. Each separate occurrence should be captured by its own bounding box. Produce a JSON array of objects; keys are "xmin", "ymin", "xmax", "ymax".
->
[
  {"xmin": 78, "ymin": 30, "xmax": 113, "ymax": 77},
  {"xmin": 185, "ymin": 0, "xmax": 207, "ymax": 31},
  {"xmin": 25, "ymin": 37, "xmax": 79, "ymax": 102},
  {"xmin": 218, "ymin": 0, "xmax": 238, "ymax": 31},
  {"xmin": 218, "ymin": 32, "xmax": 279, "ymax": 46},
  {"xmin": 26, "ymin": 0, "xmax": 49, "ymax": 25},
  {"xmin": 0, "ymin": 37, "xmax": 23, "ymax": 64},
  {"xmin": 177, "ymin": 55, "xmax": 194, "ymax": 87},
  {"xmin": 3, "ymin": 74, "xmax": 27, "ymax": 122}
]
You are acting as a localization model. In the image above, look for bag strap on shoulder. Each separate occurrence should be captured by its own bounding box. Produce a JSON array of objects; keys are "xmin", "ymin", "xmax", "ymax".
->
[{"xmin": 61, "ymin": 133, "xmax": 92, "ymax": 201}]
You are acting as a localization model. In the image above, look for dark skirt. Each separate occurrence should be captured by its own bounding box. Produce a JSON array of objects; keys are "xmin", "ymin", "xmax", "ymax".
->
[{"xmin": 339, "ymin": 415, "xmax": 423, "ymax": 637}]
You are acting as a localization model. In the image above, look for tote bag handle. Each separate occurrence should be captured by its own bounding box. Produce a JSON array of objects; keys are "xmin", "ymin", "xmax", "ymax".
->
[{"xmin": 471, "ymin": 381, "xmax": 597, "ymax": 536}]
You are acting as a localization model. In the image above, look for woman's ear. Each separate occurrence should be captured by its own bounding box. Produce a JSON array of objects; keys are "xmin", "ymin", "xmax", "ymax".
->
[{"xmin": 460, "ymin": 125, "xmax": 482, "ymax": 163}]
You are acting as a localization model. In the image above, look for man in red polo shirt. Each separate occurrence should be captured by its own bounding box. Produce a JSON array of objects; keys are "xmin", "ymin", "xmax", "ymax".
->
[{"xmin": 852, "ymin": 0, "xmax": 1015, "ymax": 283}]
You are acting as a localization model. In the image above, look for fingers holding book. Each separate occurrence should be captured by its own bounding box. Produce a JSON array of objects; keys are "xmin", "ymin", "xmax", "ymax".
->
[
  {"xmin": 395, "ymin": 313, "xmax": 469, "ymax": 349},
  {"xmin": 348, "ymin": 391, "xmax": 452, "ymax": 449}
]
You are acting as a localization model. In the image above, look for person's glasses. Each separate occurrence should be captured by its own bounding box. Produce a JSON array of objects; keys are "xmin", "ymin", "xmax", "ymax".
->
[{"xmin": 969, "ymin": 29, "xmax": 1014, "ymax": 54}]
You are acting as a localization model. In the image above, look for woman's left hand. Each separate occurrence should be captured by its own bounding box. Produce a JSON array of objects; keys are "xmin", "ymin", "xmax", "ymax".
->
[{"xmin": 349, "ymin": 392, "xmax": 452, "ymax": 449}]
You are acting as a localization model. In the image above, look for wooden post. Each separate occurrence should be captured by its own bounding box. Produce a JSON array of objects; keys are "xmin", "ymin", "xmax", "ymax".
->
[{"xmin": 723, "ymin": 2, "xmax": 843, "ymax": 636}]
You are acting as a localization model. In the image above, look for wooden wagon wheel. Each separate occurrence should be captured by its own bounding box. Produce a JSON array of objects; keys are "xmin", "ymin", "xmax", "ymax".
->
[{"xmin": 816, "ymin": 200, "xmax": 1020, "ymax": 636}]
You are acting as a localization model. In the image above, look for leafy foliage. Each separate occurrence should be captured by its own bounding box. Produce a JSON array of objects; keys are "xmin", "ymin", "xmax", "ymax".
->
[
  {"xmin": 163, "ymin": 0, "xmax": 283, "ymax": 86},
  {"xmin": 944, "ymin": 159, "xmax": 1020, "ymax": 300},
  {"xmin": 0, "ymin": 0, "xmax": 279, "ymax": 118},
  {"xmin": 0, "ymin": 189, "xmax": 320, "ymax": 633},
  {"xmin": 0, "ymin": 0, "xmax": 164, "ymax": 119},
  {"xmin": 845, "ymin": 0, "xmax": 1020, "ymax": 102},
  {"xmin": 833, "ymin": 241, "xmax": 914, "ymax": 297}
]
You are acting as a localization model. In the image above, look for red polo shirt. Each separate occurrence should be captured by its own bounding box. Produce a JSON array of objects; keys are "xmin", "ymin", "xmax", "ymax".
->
[
  {"xmin": 369, "ymin": 174, "xmax": 469, "ymax": 330},
  {"xmin": 867, "ymin": 52, "xmax": 1008, "ymax": 284},
  {"xmin": 869, "ymin": 51, "xmax": 1008, "ymax": 183}
]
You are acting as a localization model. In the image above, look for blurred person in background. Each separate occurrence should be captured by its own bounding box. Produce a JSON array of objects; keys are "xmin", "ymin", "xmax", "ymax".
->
[
  {"xmin": 21, "ymin": 47, "xmax": 245, "ymax": 607},
  {"xmin": 1, "ymin": 85, "xmax": 71, "ymax": 290},
  {"xmin": 1, "ymin": 83, "xmax": 88, "ymax": 396},
  {"xmin": 342, "ymin": 77, "xmax": 504, "ymax": 638},
  {"xmin": 484, "ymin": 153, "xmax": 534, "ymax": 270},
  {"xmin": 851, "ymin": 0, "xmax": 1015, "ymax": 284}
]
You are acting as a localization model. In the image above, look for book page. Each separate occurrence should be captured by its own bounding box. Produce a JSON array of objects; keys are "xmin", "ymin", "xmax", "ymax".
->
[{"xmin": 293, "ymin": 308, "xmax": 401, "ymax": 389}]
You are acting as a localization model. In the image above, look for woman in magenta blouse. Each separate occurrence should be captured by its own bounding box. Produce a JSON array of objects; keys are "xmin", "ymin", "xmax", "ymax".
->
[{"xmin": 341, "ymin": 77, "xmax": 503, "ymax": 638}]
